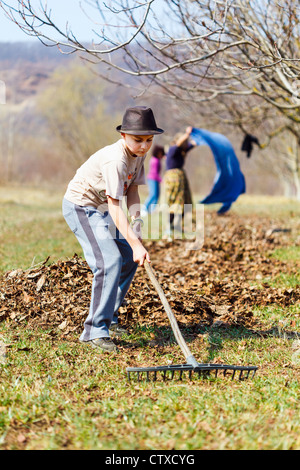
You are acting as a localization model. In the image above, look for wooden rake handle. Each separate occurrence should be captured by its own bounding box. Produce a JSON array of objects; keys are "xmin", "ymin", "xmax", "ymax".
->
[{"xmin": 144, "ymin": 260, "xmax": 198, "ymax": 367}]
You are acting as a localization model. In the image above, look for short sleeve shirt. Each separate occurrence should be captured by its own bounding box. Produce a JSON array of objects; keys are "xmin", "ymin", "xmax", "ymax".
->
[{"xmin": 64, "ymin": 139, "xmax": 146, "ymax": 212}]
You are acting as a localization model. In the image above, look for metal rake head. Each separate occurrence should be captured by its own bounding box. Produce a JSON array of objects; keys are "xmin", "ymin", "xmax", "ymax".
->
[
  {"xmin": 127, "ymin": 363, "xmax": 258, "ymax": 382},
  {"xmin": 128, "ymin": 262, "xmax": 259, "ymax": 384}
]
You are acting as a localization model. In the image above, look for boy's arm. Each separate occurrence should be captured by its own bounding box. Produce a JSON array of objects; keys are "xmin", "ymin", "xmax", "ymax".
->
[
  {"xmin": 126, "ymin": 183, "xmax": 141, "ymax": 220},
  {"xmin": 126, "ymin": 184, "xmax": 144, "ymax": 242},
  {"xmin": 107, "ymin": 195, "xmax": 150, "ymax": 266}
]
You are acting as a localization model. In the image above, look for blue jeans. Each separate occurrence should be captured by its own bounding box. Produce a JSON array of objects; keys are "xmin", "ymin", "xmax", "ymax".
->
[
  {"xmin": 144, "ymin": 179, "xmax": 160, "ymax": 213},
  {"xmin": 62, "ymin": 198, "xmax": 137, "ymax": 341}
]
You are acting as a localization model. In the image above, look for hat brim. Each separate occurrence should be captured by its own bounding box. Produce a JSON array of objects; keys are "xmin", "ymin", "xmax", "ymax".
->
[{"xmin": 116, "ymin": 125, "xmax": 164, "ymax": 135}]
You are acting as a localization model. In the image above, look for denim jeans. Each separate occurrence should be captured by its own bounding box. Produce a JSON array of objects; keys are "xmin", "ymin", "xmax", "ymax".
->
[
  {"xmin": 144, "ymin": 179, "xmax": 160, "ymax": 213},
  {"xmin": 62, "ymin": 198, "xmax": 137, "ymax": 341}
]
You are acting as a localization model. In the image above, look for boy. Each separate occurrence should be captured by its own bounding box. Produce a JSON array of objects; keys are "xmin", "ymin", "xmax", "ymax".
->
[{"xmin": 62, "ymin": 106, "xmax": 164, "ymax": 352}]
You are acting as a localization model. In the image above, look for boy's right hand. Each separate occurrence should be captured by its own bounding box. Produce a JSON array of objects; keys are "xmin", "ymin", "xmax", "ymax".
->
[{"xmin": 132, "ymin": 243, "xmax": 151, "ymax": 266}]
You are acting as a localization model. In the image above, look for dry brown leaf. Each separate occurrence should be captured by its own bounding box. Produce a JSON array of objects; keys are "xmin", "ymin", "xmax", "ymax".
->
[{"xmin": 0, "ymin": 214, "xmax": 298, "ymax": 334}]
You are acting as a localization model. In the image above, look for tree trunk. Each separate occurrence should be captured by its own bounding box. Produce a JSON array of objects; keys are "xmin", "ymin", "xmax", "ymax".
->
[{"xmin": 293, "ymin": 138, "xmax": 300, "ymax": 200}]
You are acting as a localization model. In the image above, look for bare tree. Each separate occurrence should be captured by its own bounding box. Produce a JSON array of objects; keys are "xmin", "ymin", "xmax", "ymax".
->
[
  {"xmin": 1, "ymin": 0, "xmax": 300, "ymax": 195},
  {"xmin": 1, "ymin": 2, "xmax": 298, "ymax": 95}
]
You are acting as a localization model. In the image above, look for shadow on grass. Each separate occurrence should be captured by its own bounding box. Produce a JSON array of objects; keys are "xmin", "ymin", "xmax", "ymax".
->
[
  {"xmin": 119, "ymin": 321, "xmax": 299, "ymax": 364},
  {"xmin": 119, "ymin": 322, "xmax": 252, "ymax": 352}
]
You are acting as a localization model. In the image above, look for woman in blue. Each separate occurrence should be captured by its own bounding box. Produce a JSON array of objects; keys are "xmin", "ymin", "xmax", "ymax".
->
[{"xmin": 164, "ymin": 126, "xmax": 195, "ymax": 234}]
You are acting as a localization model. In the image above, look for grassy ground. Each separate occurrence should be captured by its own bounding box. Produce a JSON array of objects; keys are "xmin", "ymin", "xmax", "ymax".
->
[
  {"xmin": 0, "ymin": 186, "xmax": 299, "ymax": 450},
  {"xmin": 0, "ymin": 185, "xmax": 80, "ymax": 272}
]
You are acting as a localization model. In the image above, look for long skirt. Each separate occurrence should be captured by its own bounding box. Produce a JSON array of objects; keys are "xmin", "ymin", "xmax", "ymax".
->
[{"xmin": 164, "ymin": 168, "xmax": 192, "ymax": 214}]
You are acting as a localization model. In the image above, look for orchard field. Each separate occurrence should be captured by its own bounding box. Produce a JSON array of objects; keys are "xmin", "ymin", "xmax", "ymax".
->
[{"xmin": 0, "ymin": 186, "xmax": 299, "ymax": 450}]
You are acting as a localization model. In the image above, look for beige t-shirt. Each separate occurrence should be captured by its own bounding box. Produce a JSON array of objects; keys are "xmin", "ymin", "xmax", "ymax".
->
[{"xmin": 64, "ymin": 139, "xmax": 146, "ymax": 212}]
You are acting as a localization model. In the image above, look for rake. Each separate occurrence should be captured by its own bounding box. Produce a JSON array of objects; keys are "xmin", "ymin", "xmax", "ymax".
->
[{"xmin": 126, "ymin": 261, "xmax": 257, "ymax": 382}]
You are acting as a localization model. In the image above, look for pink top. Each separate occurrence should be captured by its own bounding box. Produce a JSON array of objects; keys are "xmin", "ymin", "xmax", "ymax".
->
[{"xmin": 147, "ymin": 156, "xmax": 162, "ymax": 182}]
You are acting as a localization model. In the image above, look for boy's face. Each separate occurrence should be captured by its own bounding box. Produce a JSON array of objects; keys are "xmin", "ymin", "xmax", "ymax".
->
[{"xmin": 121, "ymin": 133, "xmax": 154, "ymax": 157}]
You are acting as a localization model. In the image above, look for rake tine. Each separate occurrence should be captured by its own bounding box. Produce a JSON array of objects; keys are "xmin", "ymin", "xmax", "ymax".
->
[{"xmin": 126, "ymin": 365, "xmax": 257, "ymax": 382}]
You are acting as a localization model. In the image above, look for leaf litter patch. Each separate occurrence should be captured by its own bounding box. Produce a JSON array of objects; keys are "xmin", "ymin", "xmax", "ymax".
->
[{"xmin": 0, "ymin": 214, "xmax": 298, "ymax": 339}]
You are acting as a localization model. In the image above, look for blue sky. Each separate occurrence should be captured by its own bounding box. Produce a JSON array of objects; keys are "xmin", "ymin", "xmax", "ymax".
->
[
  {"xmin": 0, "ymin": 0, "xmax": 167, "ymax": 43},
  {"xmin": 0, "ymin": 0, "xmax": 114, "ymax": 42}
]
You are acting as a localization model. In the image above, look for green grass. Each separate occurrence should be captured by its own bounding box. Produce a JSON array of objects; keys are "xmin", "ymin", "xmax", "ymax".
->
[
  {"xmin": 0, "ymin": 326, "xmax": 300, "ymax": 450},
  {"xmin": 0, "ymin": 186, "xmax": 300, "ymax": 450},
  {"xmin": 0, "ymin": 185, "xmax": 80, "ymax": 272},
  {"xmin": 272, "ymin": 246, "xmax": 300, "ymax": 263},
  {"xmin": 228, "ymin": 193, "xmax": 300, "ymax": 218}
]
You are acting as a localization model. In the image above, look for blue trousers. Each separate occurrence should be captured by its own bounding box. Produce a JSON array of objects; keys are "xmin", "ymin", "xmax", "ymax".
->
[
  {"xmin": 62, "ymin": 198, "xmax": 137, "ymax": 341},
  {"xmin": 144, "ymin": 179, "xmax": 160, "ymax": 213}
]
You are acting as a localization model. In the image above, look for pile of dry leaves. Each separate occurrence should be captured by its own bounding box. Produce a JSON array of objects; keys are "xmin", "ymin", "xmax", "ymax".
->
[{"xmin": 0, "ymin": 213, "xmax": 299, "ymax": 336}]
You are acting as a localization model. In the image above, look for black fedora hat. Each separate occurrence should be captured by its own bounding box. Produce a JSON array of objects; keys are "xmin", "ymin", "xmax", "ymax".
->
[{"xmin": 116, "ymin": 106, "xmax": 164, "ymax": 135}]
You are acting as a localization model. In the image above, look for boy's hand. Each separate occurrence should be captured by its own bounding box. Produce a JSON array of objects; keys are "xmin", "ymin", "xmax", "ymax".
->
[{"xmin": 132, "ymin": 243, "xmax": 151, "ymax": 266}]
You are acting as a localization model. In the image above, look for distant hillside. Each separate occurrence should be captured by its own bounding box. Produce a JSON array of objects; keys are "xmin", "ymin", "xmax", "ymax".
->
[
  {"xmin": 0, "ymin": 41, "xmax": 69, "ymax": 63},
  {"xmin": 0, "ymin": 42, "xmax": 71, "ymax": 103}
]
